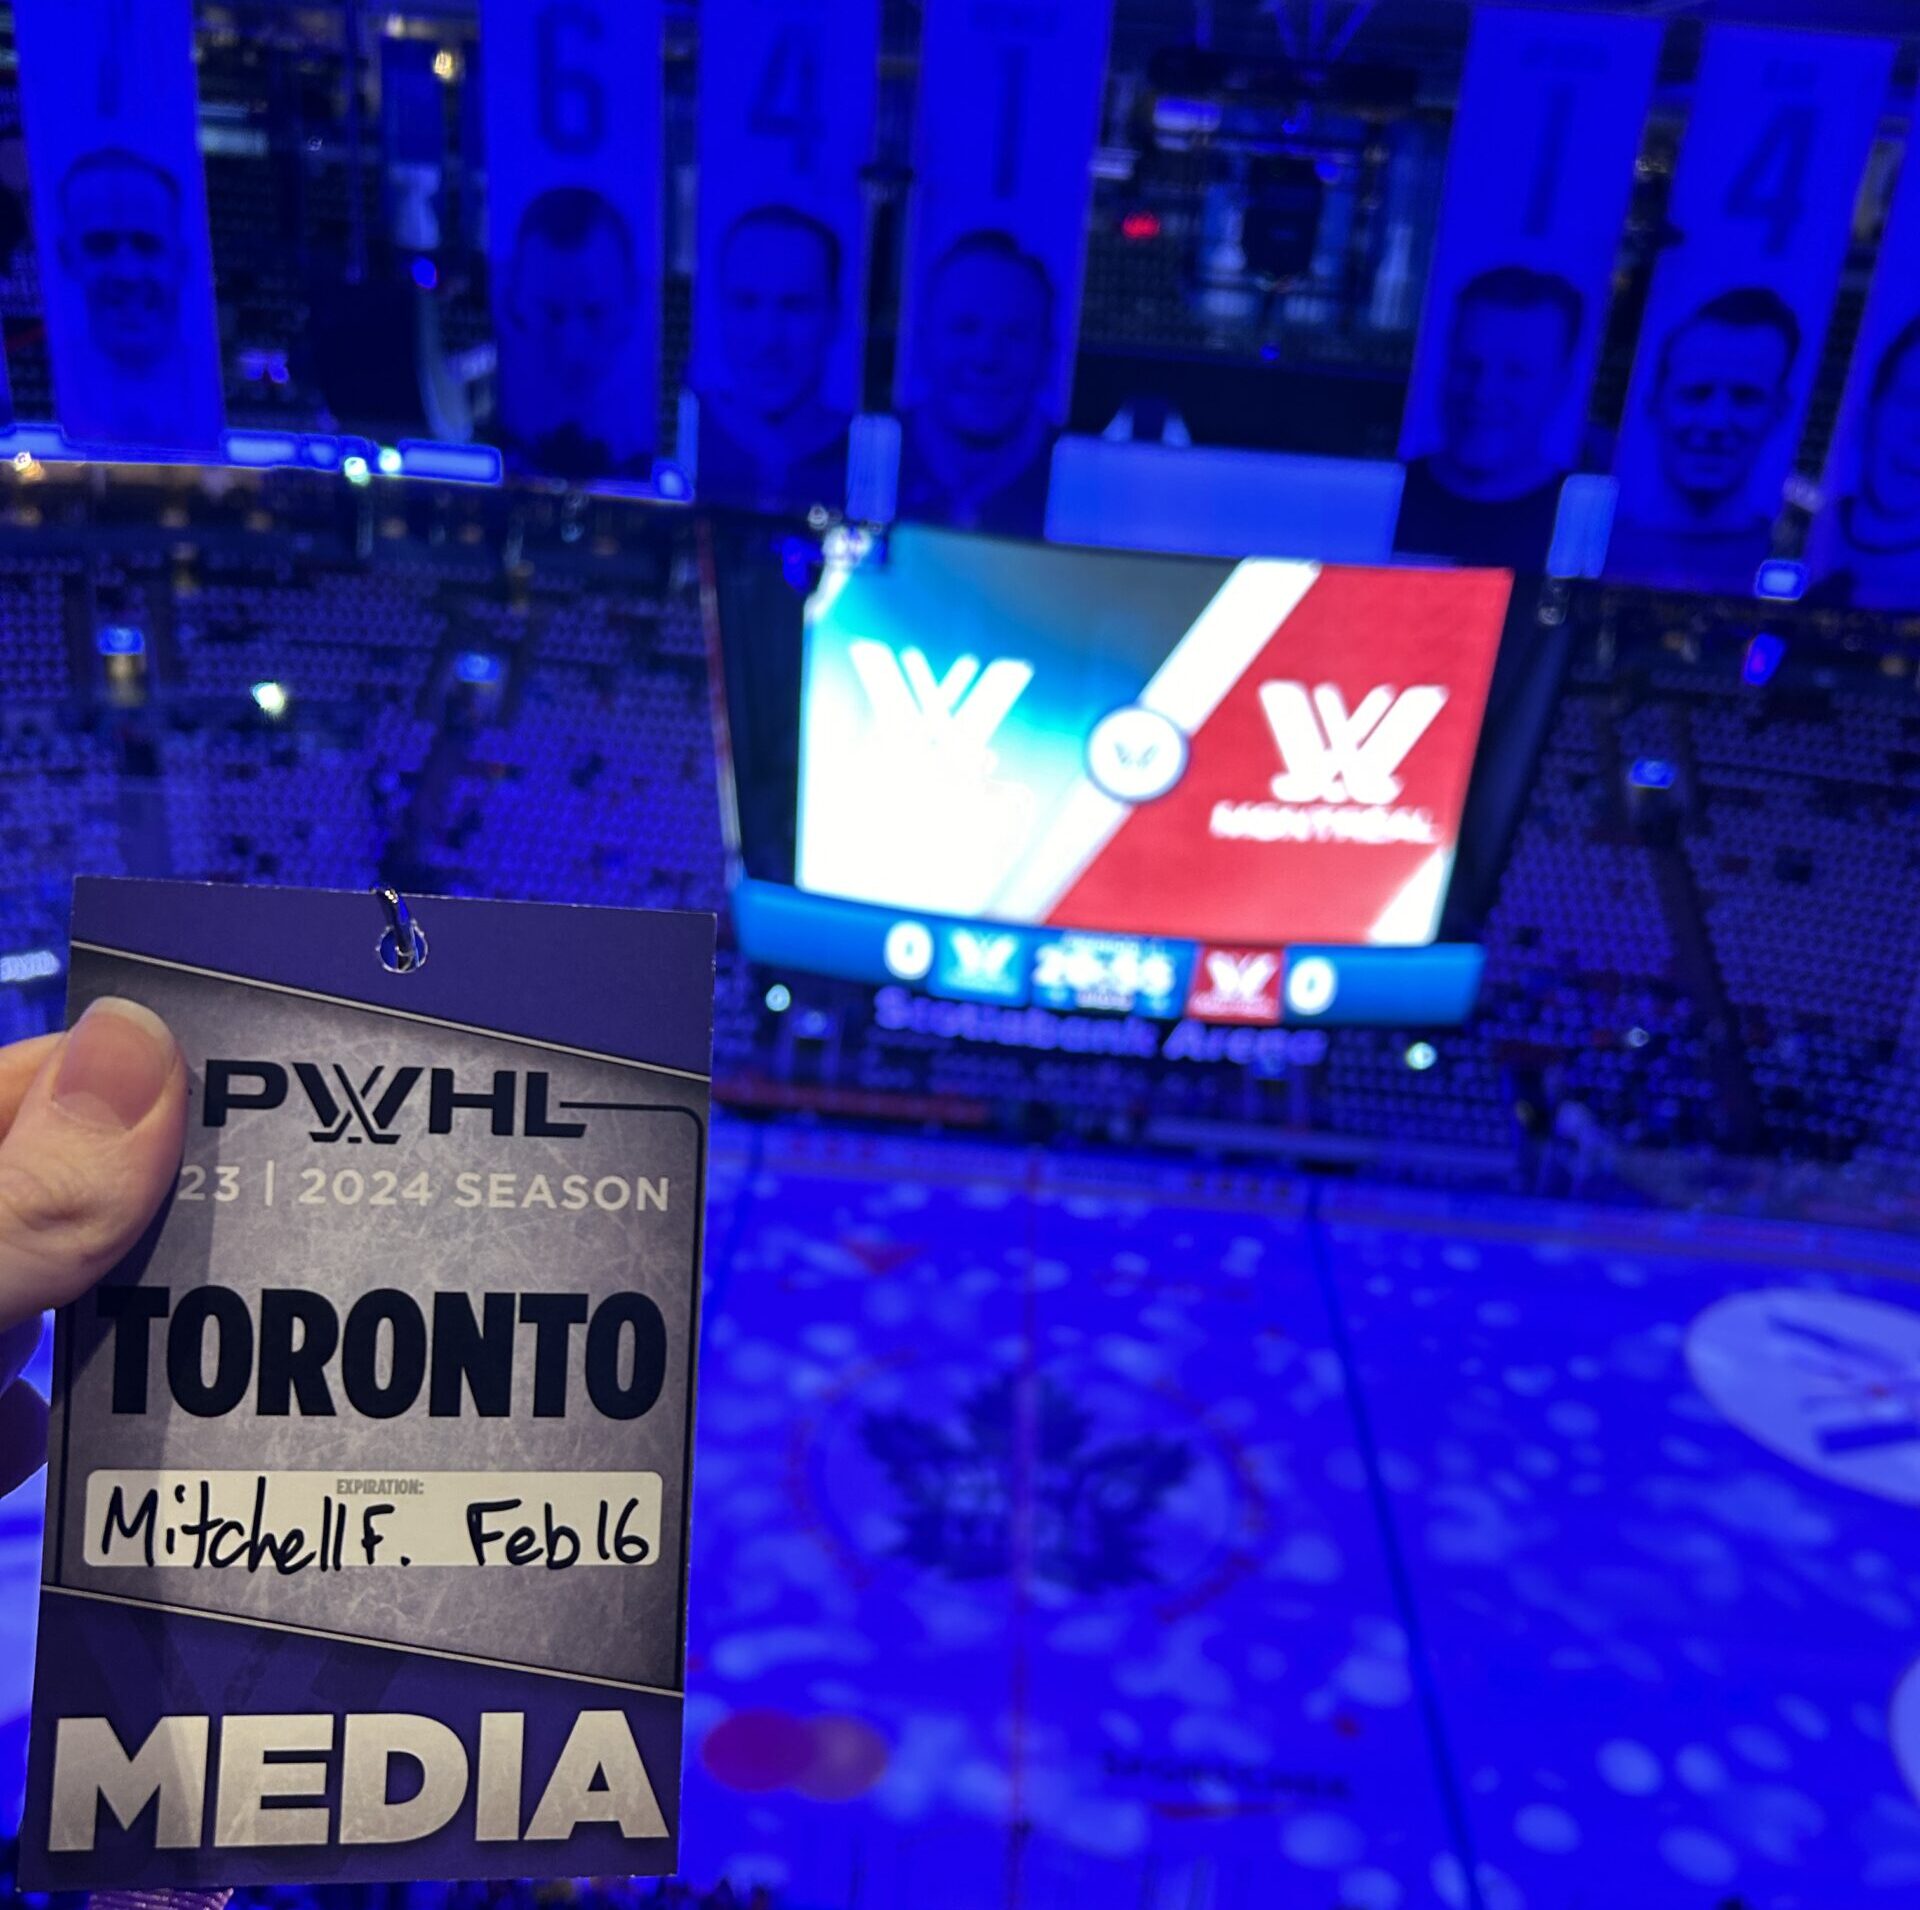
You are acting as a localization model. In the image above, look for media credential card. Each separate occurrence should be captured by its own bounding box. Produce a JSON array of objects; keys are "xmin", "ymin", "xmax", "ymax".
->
[{"xmin": 21, "ymin": 879, "xmax": 715, "ymax": 1889}]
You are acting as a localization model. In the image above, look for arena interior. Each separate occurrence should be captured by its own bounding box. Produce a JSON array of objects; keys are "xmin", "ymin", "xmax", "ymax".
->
[{"xmin": 6, "ymin": 3, "xmax": 1920, "ymax": 1908}]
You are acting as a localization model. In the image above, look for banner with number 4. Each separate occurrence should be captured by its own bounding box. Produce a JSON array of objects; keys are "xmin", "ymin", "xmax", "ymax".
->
[
  {"xmin": 1606, "ymin": 26, "xmax": 1894, "ymax": 594},
  {"xmin": 689, "ymin": 0, "xmax": 878, "ymax": 518}
]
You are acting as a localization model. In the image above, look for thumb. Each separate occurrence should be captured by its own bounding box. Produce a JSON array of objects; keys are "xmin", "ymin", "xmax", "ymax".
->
[{"xmin": 0, "ymin": 997, "xmax": 187, "ymax": 1335}]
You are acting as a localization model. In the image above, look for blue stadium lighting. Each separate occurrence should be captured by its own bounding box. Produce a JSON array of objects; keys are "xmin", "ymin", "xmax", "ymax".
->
[
  {"xmin": 251, "ymin": 680, "xmax": 290, "ymax": 718},
  {"xmin": 763, "ymin": 983, "xmax": 792, "ymax": 1013},
  {"xmin": 376, "ymin": 446, "xmax": 404, "ymax": 477},
  {"xmin": 1754, "ymin": 559, "xmax": 1807, "ymax": 603},
  {"xmin": 0, "ymin": 948, "xmax": 61, "ymax": 985},
  {"xmin": 455, "ymin": 650, "xmax": 504, "ymax": 685},
  {"xmin": 396, "ymin": 442, "xmax": 503, "ymax": 485},
  {"xmin": 1744, "ymin": 632, "xmax": 1787, "ymax": 687},
  {"xmin": 1404, "ymin": 1041, "xmax": 1438, "ymax": 1072},
  {"xmin": 223, "ymin": 430, "xmax": 303, "ymax": 467},
  {"xmin": 410, "ymin": 256, "xmax": 439, "ymax": 291},
  {"xmin": 342, "ymin": 455, "xmax": 371, "ymax": 485},
  {"xmin": 1628, "ymin": 757, "xmax": 1676, "ymax": 790},
  {"xmin": 95, "ymin": 625, "xmax": 144, "ymax": 656}
]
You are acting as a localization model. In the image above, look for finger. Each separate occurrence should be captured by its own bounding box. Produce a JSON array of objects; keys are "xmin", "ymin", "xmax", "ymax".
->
[
  {"xmin": 0, "ymin": 1376, "xmax": 49, "ymax": 1498},
  {"xmin": 0, "ymin": 1034, "xmax": 59, "ymax": 1141},
  {"xmin": 0, "ymin": 997, "xmax": 186, "ymax": 1335}
]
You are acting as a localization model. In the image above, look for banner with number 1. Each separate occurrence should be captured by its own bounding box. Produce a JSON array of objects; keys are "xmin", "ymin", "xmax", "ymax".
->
[
  {"xmin": 893, "ymin": 0, "xmax": 1114, "ymax": 541},
  {"xmin": 1394, "ymin": 7, "xmax": 1659, "ymax": 571},
  {"xmin": 482, "ymin": 0, "xmax": 664, "ymax": 482},
  {"xmin": 1607, "ymin": 26, "xmax": 1893, "ymax": 594},
  {"xmin": 13, "ymin": 0, "xmax": 226, "ymax": 457}
]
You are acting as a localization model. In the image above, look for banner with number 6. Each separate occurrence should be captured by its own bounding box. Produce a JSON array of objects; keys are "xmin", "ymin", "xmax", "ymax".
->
[
  {"xmin": 893, "ymin": 0, "xmax": 1114, "ymax": 540},
  {"xmin": 1606, "ymin": 25, "xmax": 1893, "ymax": 594},
  {"xmin": 690, "ymin": 0, "xmax": 878, "ymax": 518},
  {"xmin": 1394, "ymin": 7, "xmax": 1660, "ymax": 572},
  {"xmin": 482, "ymin": 0, "xmax": 664, "ymax": 482}
]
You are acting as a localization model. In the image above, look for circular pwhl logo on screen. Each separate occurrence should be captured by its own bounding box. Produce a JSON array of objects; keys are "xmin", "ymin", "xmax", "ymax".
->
[
  {"xmin": 1686, "ymin": 1288, "xmax": 1920, "ymax": 1502},
  {"xmin": 1086, "ymin": 706, "xmax": 1189, "ymax": 804}
]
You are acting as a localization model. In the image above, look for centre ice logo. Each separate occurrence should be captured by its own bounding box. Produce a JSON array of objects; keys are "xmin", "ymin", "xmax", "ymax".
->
[
  {"xmin": 847, "ymin": 640, "xmax": 1032, "ymax": 775},
  {"xmin": 1210, "ymin": 681, "xmax": 1449, "ymax": 846},
  {"xmin": 856, "ymin": 1374, "xmax": 1194, "ymax": 1593},
  {"xmin": 1687, "ymin": 1288, "xmax": 1920, "ymax": 1503}
]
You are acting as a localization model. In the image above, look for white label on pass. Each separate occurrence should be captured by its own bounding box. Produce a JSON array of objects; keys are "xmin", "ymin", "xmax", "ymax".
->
[{"xmin": 82, "ymin": 1469, "xmax": 662, "ymax": 1571}]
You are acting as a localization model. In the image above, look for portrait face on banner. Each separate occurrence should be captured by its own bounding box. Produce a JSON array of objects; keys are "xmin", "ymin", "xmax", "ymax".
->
[
  {"xmin": 921, "ymin": 230, "xmax": 1055, "ymax": 450},
  {"xmin": 891, "ymin": 0, "xmax": 1112, "ymax": 541},
  {"xmin": 1641, "ymin": 290, "xmax": 1799, "ymax": 522},
  {"xmin": 13, "ymin": 0, "xmax": 226, "ymax": 454},
  {"xmin": 1604, "ymin": 26, "xmax": 1893, "ymax": 593},
  {"xmin": 1807, "ymin": 125, "xmax": 1920, "ymax": 608},
  {"xmin": 1855, "ymin": 324, "xmax": 1920, "ymax": 540},
  {"xmin": 1434, "ymin": 269, "xmax": 1583, "ymax": 496},
  {"xmin": 696, "ymin": 201, "xmax": 853, "ymax": 513},
  {"xmin": 1391, "ymin": 9, "xmax": 1660, "ymax": 572},
  {"xmin": 690, "ymin": 0, "xmax": 876, "ymax": 518},
  {"xmin": 503, "ymin": 185, "xmax": 644, "ymax": 436},
  {"xmin": 716, "ymin": 207, "xmax": 841, "ymax": 424},
  {"xmin": 58, "ymin": 148, "xmax": 190, "ymax": 376},
  {"xmin": 483, "ymin": 0, "xmax": 663, "ymax": 482}
]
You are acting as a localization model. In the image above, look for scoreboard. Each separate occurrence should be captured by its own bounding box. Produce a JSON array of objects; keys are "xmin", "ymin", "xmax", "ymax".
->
[{"xmin": 718, "ymin": 528, "xmax": 1513, "ymax": 1030}]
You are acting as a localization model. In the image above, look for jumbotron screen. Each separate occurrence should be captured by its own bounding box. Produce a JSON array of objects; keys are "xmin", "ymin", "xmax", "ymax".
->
[{"xmin": 726, "ymin": 529, "xmax": 1516, "ymax": 1027}]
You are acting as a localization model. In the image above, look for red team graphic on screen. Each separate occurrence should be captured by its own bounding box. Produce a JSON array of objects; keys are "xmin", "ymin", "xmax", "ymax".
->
[{"xmin": 1047, "ymin": 567, "xmax": 1510, "ymax": 945}]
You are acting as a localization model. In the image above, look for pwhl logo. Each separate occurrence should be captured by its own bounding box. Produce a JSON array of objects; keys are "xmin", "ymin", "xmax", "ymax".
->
[
  {"xmin": 948, "ymin": 930, "xmax": 1021, "ymax": 986},
  {"xmin": 848, "ymin": 640, "xmax": 1032, "ymax": 774},
  {"xmin": 1185, "ymin": 949, "xmax": 1281, "ymax": 1025},
  {"xmin": 203, "ymin": 1061, "xmax": 593, "ymax": 1143},
  {"xmin": 1211, "ymin": 682, "xmax": 1447, "ymax": 846}
]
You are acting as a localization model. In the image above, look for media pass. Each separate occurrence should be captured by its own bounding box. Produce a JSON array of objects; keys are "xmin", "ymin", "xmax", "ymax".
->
[{"xmin": 21, "ymin": 879, "xmax": 715, "ymax": 1890}]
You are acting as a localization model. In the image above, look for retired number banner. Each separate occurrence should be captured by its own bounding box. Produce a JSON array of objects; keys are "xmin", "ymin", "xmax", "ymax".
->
[
  {"xmin": 1806, "ymin": 135, "xmax": 1920, "ymax": 609},
  {"xmin": 12, "ymin": 0, "xmax": 225, "ymax": 456},
  {"xmin": 691, "ymin": 0, "xmax": 878, "ymax": 517},
  {"xmin": 1607, "ymin": 26, "xmax": 1893, "ymax": 594},
  {"xmin": 893, "ymin": 0, "xmax": 1114, "ymax": 539},
  {"xmin": 483, "ymin": 0, "xmax": 665, "ymax": 481},
  {"xmin": 1395, "ymin": 6, "xmax": 1660, "ymax": 571}
]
